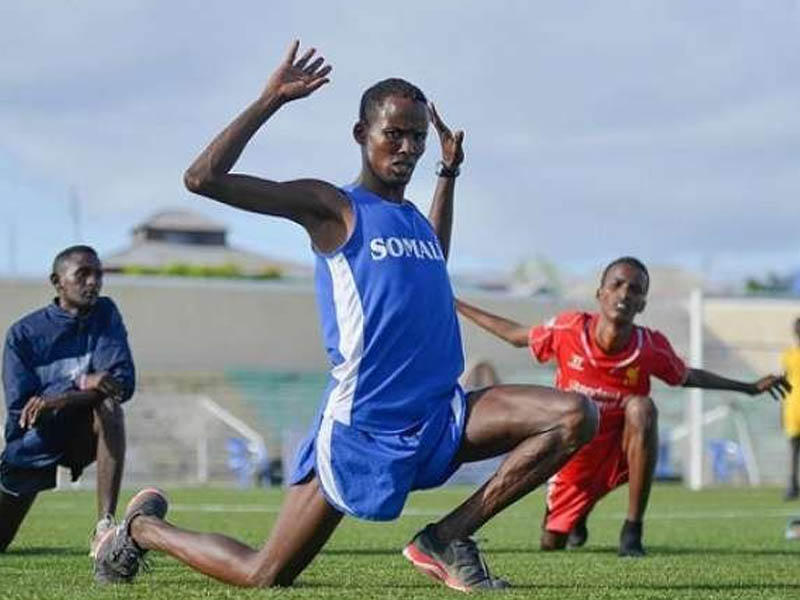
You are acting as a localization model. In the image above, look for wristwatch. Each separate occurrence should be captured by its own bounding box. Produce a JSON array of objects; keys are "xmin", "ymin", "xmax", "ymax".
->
[{"xmin": 436, "ymin": 161, "xmax": 460, "ymax": 178}]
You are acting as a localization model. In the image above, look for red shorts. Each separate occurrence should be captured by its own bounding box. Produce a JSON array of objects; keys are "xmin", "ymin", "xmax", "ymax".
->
[{"xmin": 544, "ymin": 408, "xmax": 627, "ymax": 534}]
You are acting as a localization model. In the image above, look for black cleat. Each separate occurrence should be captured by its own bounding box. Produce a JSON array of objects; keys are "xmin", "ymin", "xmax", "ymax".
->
[
  {"xmin": 403, "ymin": 524, "xmax": 510, "ymax": 592},
  {"xmin": 618, "ymin": 519, "xmax": 645, "ymax": 557},
  {"xmin": 566, "ymin": 517, "xmax": 588, "ymax": 549}
]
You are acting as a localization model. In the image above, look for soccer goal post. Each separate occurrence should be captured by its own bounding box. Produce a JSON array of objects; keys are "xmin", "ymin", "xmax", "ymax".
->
[{"xmin": 687, "ymin": 288, "xmax": 704, "ymax": 490}]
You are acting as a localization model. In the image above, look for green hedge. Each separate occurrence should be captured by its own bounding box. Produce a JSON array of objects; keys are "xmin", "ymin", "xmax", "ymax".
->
[{"xmin": 120, "ymin": 262, "xmax": 282, "ymax": 280}]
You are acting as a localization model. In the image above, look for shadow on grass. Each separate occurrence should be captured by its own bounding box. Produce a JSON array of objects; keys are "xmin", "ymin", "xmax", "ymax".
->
[
  {"xmin": 323, "ymin": 546, "xmax": 537, "ymax": 557},
  {"xmin": 503, "ymin": 582, "xmax": 800, "ymax": 592},
  {"xmin": 323, "ymin": 544, "xmax": 800, "ymax": 558},
  {"xmin": 574, "ymin": 544, "xmax": 800, "ymax": 557},
  {"xmin": 3, "ymin": 546, "xmax": 86, "ymax": 557}
]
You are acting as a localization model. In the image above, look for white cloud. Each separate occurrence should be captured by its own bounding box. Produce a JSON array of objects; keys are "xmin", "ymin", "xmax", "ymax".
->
[{"xmin": 1, "ymin": 0, "xmax": 798, "ymax": 277}]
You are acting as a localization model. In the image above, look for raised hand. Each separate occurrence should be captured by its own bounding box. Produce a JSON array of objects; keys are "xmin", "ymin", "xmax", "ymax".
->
[
  {"xmin": 750, "ymin": 373, "xmax": 792, "ymax": 400},
  {"xmin": 428, "ymin": 103, "xmax": 465, "ymax": 169},
  {"xmin": 263, "ymin": 40, "xmax": 332, "ymax": 103}
]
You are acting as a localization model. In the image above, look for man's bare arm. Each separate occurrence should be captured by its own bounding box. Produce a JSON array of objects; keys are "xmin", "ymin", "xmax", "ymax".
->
[
  {"xmin": 456, "ymin": 299, "xmax": 530, "ymax": 348},
  {"xmin": 17, "ymin": 372, "xmax": 125, "ymax": 429},
  {"xmin": 683, "ymin": 368, "xmax": 791, "ymax": 400},
  {"xmin": 427, "ymin": 103, "xmax": 464, "ymax": 262},
  {"xmin": 183, "ymin": 40, "xmax": 351, "ymax": 253}
]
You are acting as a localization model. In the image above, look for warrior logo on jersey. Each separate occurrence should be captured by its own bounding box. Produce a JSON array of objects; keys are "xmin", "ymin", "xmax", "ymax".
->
[
  {"xmin": 567, "ymin": 354, "xmax": 584, "ymax": 371},
  {"xmin": 623, "ymin": 366, "xmax": 640, "ymax": 387}
]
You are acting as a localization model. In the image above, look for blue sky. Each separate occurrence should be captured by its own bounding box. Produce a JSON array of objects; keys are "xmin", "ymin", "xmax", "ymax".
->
[{"xmin": 2, "ymin": 1, "xmax": 799, "ymax": 281}]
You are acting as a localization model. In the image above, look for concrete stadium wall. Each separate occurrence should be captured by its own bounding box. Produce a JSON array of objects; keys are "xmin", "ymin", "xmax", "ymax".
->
[
  {"xmin": 704, "ymin": 297, "xmax": 800, "ymax": 374},
  {"xmin": 2, "ymin": 276, "xmax": 795, "ymax": 380},
  {"xmin": 0, "ymin": 276, "xmax": 582, "ymax": 377}
]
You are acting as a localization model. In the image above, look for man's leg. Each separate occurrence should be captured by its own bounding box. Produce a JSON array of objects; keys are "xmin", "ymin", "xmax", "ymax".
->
[
  {"xmin": 404, "ymin": 385, "xmax": 595, "ymax": 590},
  {"xmin": 432, "ymin": 385, "xmax": 597, "ymax": 542},
  {"xmin": 787, "ymin": 435, "xmax": 800, "ymax": 500},
  {"xmin": 129, "ymin": 476, "xmax": 342, "ymax": 587},
  {"xmin": 94, "ymin": 398, "xmax": 126, "ymax": 519},
  {"xmin": 403, "ymin": 385, "xmax": 596, "ymax": 590},
  {"xmin": 0, "ymin": 491, "xmax": 37, "ymax": 552},
  {"xmin": 461, "ymin": 360, "xmax": 501, "ymax": 391},
  {"xmin": 539, "ymin": 506, "xmax": 568, "ymax": 550},
  {"xmin": 619, "ymin": 396, "xmax": 658, "ymax": 556}
]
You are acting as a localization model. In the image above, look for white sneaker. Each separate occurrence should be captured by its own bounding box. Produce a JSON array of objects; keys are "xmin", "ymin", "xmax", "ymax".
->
[{"xmin": 89, "ymin": 514, "xmax": 116, "ymax": 557}]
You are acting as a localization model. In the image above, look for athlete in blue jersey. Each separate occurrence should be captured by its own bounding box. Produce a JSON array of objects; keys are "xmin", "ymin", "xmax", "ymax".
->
[
  {"xmin": 1, "ymin": 246, "xmax": 133, "ymax": 555},
  {"xmin": 95, "ymin": 41, "xmax": 598, "ymax": 591}
]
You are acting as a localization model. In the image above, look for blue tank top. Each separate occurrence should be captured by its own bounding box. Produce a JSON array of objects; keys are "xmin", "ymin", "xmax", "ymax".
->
[{"xmin": 313, "ymin": 184, "xmax": 464, "ymax": 433}]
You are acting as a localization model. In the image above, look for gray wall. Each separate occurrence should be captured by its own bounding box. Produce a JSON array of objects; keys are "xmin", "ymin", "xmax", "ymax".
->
[{"xmin": 0, "ymin": 276, "xmax": 578, "ymax": 377}]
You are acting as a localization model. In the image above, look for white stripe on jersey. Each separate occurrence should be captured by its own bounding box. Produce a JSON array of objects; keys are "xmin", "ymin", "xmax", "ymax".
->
[
  {"xmin": 314, "ymin": 253, "xmax": 365, "ymax": 514},
  {"xmin": 323, "ymin": 253, "xmax": 364, "ymax": 426}
]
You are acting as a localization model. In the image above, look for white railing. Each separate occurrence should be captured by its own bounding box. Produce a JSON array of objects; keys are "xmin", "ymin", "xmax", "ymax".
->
[
  {"xmin": 671, "ymin": 402, "xmax": 761, "ymax": 486},
  {"xmin": 196, "ymin": 395, "xmax": 266, "ymax": 484}
]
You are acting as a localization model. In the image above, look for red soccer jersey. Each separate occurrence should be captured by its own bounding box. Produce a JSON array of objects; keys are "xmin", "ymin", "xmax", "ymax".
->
[{"xmin": 528, "ymin": 311, "xmax": 688, "ymax": 411}]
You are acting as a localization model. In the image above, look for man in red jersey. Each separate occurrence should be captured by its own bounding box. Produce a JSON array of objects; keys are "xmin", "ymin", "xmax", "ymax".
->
[{"xmin": 456, "ymin": 256, "xmax": 790, "ymax": 556}]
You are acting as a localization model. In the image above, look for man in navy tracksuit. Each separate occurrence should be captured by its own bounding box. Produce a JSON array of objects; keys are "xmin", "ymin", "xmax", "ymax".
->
[{"xmin": 0, "ymin": 245, "xmax": 134, "ymax": 554}]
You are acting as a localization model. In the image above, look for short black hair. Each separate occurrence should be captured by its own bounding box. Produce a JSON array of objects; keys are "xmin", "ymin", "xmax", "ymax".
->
[
  {"xmin": 600, "ymin": 256, "xmax": 650, "ymax": 293},
  {"xmin": 52, "ymin": 245, "xmax": 98, "ymax": 275},
  {"xmin": 359, "ymin": 78, "xmax": 427, "ymax": 123}
]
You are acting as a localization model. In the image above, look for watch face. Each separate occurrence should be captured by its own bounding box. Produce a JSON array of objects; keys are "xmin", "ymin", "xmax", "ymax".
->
[{"xmin": 437, "ymin": 162, "xmax": 459, "ymax": 177}]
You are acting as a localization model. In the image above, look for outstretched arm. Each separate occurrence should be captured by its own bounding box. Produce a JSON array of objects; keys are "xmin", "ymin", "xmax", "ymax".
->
[
  {"xmin": 184, "ymin": 40, "xmax": 350, "ymax": 253},
  {"xmin": 427, "ymin": 103, "xmax": 464, "ymax": 262},
  {"xmin": 456, "ymin": 299, "xmax": 530, "ymax": 348},
  {"xmin": 683, "ymin": 368, "xmax": 791, "ymax": 400}
]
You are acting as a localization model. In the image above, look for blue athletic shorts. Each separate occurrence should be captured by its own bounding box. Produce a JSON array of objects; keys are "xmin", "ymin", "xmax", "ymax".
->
[
  {"xmin": 0, "ymin": 408, "xmax": 96, "ymax": 497},
  {"xmin": 289, "ymin": 386, "xmax": 467, "ymax": 521}
]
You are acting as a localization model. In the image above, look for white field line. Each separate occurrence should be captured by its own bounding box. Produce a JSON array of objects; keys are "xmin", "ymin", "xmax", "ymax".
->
[
  {"xmin": 167, "ymin": 504, "xmax": 800, "ymax": 521},
  {"xmin": 41, "ymin": 502, "xmax": 800, "ymax": 520}
]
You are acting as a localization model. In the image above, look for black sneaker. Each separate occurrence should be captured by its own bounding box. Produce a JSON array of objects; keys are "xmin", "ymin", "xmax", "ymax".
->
[
  {"xmin": 618, "ymin": 519, "xmax": 645, "ymax": 558},
  {"xmin": 566, "ymin": 517, "xmax": 588, "ymax": 549},
  {"xmin": 403, "ymin": 524, "xmax": 509, "ymax": 592},
  {"xmin": 93, "ymin": 488, "xmax": 169, "ymax": 584}
]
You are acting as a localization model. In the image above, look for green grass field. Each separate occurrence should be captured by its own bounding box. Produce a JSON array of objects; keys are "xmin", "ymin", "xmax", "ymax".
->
[{"xmin": 1, "ymin": 484, "xmax": 799, "ymax": 599}]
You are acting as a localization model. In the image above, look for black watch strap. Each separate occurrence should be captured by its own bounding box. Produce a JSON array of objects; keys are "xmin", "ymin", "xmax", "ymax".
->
[{"xmin": 436, "ymin": 161, "xmax": 460, "ymax": 178}]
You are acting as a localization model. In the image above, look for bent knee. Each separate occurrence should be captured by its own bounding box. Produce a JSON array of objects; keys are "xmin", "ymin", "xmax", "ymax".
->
[
  {"xmin": 624, "ymin": 396, "xmax": 657, "ymax": 431},
  {"xmin": 560, "ymin": 393, "xmax": 598, "ymax": 447},
  {"xmin": 243, "ymin": 561, "xmax": 292, "ymax": 588},
  {"xmin": 94, "ymin": 399, "xmax": 125, "ymax": 428},
  {"xmin": 540, "ymin": 530, "xmax": 567, "ymax": 551}
]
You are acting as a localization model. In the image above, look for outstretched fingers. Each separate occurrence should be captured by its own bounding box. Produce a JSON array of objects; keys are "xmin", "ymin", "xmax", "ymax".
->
[
  {"xmin": 761, "ymin": 374, "xmax": 791, "ymax": 400},
  {"xmin": 294, "ymin": 46, "xmax": 317, "ymax": 70},
  {"xmin": 776, "ymin": 374, "xmax": 792, "ymax": 399},
  {"xmin": 283, "ymin": 39, "xmax": 300, "ymax": 66},
  {"xmin": 304, "ymin": 56, "xmax": 324, "ymax": 75},
  {"xmin": 428, "ymin": 102, "xmax": 450, "ymax": 135}
]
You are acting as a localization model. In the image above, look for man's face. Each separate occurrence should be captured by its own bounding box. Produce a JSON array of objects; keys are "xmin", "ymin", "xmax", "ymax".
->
[
  {"xmin": 52, "ymin": 252, "xmax": 103, "ymax": 313},
  {"xmin": 359, "ymin": 95, "xmax": 428, "ymax": 187},
  {"xmin": 596, "ymin": 263, "xmax": 648, "ymax": 325}
]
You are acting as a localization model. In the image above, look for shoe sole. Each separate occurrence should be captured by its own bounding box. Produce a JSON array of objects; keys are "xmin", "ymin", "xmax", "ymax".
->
[
  {"xmin": 402, "ymin": 543, "xmax": 469, "ymax": 593},
  {"xmin": 92, "ymin": 526, "xmax": 139, "ymax": 584},
  {"xmin": 125, "ymin": 487, "xmax": 168, "ymax": 520},
  {"xmin": 92, "ymin": 526, "xmax": 120, "ymax": 581}
]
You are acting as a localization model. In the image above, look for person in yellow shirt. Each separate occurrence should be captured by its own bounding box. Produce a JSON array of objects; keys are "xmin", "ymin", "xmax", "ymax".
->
[{"xmin": 781, "ymin": 317, "xmax": 800, "ymax": 500}]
